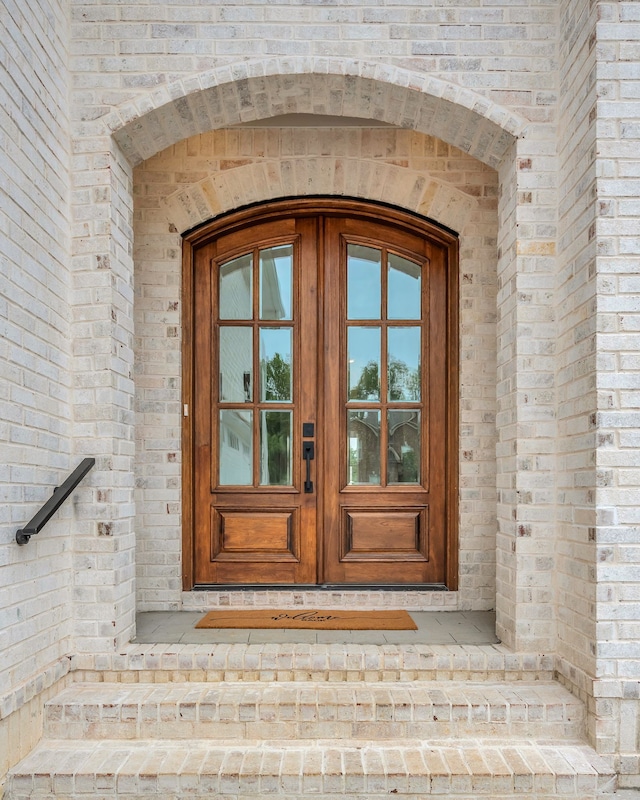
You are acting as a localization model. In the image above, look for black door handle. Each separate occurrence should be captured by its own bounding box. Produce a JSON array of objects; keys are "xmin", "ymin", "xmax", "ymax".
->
[{"xmin": 303, "ymin": 441, "xmax": 314, "ymax": 493}]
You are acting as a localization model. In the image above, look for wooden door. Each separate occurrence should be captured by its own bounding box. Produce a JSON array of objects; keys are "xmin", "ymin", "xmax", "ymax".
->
[
  {"xmin": 321, "ymin": 217, "xmax": 448, "ymax": 584},
  {"xmin": 186, "ymin": 201, "xmax": 457, "ymax": 588},
  {"xmin": 192, "ymin": 217, "xmax": 319, "ymax": 585}
]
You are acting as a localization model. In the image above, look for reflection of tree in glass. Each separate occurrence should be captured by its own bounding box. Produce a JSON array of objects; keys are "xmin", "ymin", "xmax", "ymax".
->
[
  {"xmin": 264, "ymin": 352, "xmax": 291, "ymax": 401},
  {"xmin": 350, "ymin": 358, "xmax": 420, "ymax": 401},
  {"xmin": 263, "ymin": 352, "xmax": 291, "ymax": 485},
  {"xmin": 398, "ymin": 447, "xmax": 418, "ymax": 482},
  {"xmin": 350, "ymin": 361, "xmax": 379, "ymax": 400},
  {"xmin": 389, "ymin": 357, "xmax": 420, "ymax": 401},
  {"xmin": 265, "ymin": 412, "xmax": 290, "ymax": 485}
]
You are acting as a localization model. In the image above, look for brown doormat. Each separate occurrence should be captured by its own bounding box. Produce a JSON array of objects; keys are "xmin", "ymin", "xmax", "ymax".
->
[{"xmin": 195, "ymin": 609, "xmax": 417, "ymax": 630}]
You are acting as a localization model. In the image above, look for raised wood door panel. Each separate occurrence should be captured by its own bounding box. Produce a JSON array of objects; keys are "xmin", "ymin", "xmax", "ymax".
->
[
  {"xmin": 321, "ymin": 217, "xmax": 447, "ymax": 584},
  {"xmin": 187, "ymin": 200, "xmax": 457, "ymax": 588},
  {"xmin": 193, "ymin": 217, "xmax": 318, "ymax": 585}
]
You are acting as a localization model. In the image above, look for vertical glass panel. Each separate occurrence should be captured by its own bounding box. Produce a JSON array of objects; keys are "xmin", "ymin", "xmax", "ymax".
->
[
  {"xmin": 260, "ymin": 411, "xmax": 292, "ymax": 485},
  {"xmin": 348, "ymin": 327, "xmax": 381, "ymax": 401},
  {"xmin": 260, "ymin": 245, "xmax": 293, "ymax": 320},
  {"xmin": 219, "ymin": 327, "xmax": 253, "ymax": 402},
  {"xmin": 387, "ymin": 327, "xmax": 421, "ymax": 401},
  {"xmin": 219, "ymin": 410, "xmax": 253, "ymax": 485},
  {"xmin": 260, "ymin": 327, "xmax": 292, "ymax": 402},
  {"xmin": 347, "ymin": 410, "xmax": 381, "ymax": 485},
  {"xmin": 388, "ymin": 254, "xmax": 421, "ymax": 320},
  {"xmin": 388, "ymin": 410, "xmax": 420, "ymax": 484},
  {"xmin": 347, "ymin": 245, "xmax": 381, "ymax": 320},
  {"xmin": 219, "ymin": 253, "xmax": 252, "ymax": 319}
]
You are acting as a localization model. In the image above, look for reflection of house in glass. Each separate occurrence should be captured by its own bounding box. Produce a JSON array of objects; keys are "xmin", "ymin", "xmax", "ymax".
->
[
  {"xmin": 388, "ymin": 411, "xmax": 420, "ymax": 483},
  {"xmin": 219, "ymin": 410, "xmax": 253, "ymax": 485},
  {"xmin": 348, "ymin": 410, "xmax": 419, "ymax": 485},
  {"xmin": 348, "ymin": 410, "xmax": 381, "ymax": 485},
  {"xmin": 218, "ymin": 247, "xmax": 293, "ymax": 486}
]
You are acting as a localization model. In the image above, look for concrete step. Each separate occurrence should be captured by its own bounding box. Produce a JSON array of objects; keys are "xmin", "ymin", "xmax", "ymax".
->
[
  {"xmin": 6, "ymin": 738, "xmax": 616, "ymax": 798},
  {"xmin": 43, "ymin": 680, "xmax": 586, "ymax": 741}
]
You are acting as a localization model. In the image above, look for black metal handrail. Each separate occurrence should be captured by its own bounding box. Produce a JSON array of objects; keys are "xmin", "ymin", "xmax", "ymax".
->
[{"xmin": 16, "ymin": 458, "xmax": 95, "ymax": 545}]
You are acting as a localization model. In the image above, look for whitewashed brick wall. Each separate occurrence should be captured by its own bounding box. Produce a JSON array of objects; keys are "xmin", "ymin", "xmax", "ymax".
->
[
  {"xmin": 69, "ymin": 136, "xmax": 137, "ymax": 655},
  {"xmin": 0, "ymin": 0, "xmax": 75, "ymax": 775},
  {"xmin": 2, "ymin": 0, "xmax": 639, "ymax": 769},
  {"xmin": 592, "ymin": 0, "xmax": 640, "ymax": 766},
  {"xmin": 68, "ymin": 0, "xmax": 557, "ymax": 120},
  {"xmin": 133, "ymin": 127, "xmax": 499, "ymax": 612},
  {"xmin": 61, "ymin": 0, "xmax": 567, "ymax": 656},
  {"xmin": 496, "ymin": 131, "xmax": 559, "ymax": 654},
  {"xmin": 494, "ymin": 140, "xmax": 519, "ymax": 648},
  {"xmin": 556, "ymin": 0, "xmax": 599, "ymax": 691}
]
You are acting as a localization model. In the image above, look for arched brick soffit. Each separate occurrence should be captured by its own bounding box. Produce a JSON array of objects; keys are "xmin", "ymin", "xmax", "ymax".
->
[
  {"xmin": 161, "ymin": 158, "xmax": 480, "ymax": 236},
  {"xmin": 107, "ymin": 58, "xmax": 527, "ymax": 169}
]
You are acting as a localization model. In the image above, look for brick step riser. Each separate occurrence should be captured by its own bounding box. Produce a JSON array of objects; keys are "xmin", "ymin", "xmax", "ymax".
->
[
  {"xmin": 45, "ymin": 716, "xmax": 584, "ymax": 741},
  {"xmin": 73, "ymin": 648, "xmax": 555, "ymax": 683},
  {"xmin": 43, "ymin": 682, "xmax": 587, "ymax": 742},
  {"xmin": 6, "ymin": 741, "xmax": 616, "ymax": 799}
]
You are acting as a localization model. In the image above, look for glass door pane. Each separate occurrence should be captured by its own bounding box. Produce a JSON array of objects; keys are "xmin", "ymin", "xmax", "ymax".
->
[
  {"xmin": 260, "ymin": 410, "xmax": 292, "ymax": 485},
  {"xmin": 219, "ymin": 254, "xmax": 252, "ymax": 319},
  {"xmin": 348, "ymin": 327, "xmax": 381, "ymax": 401},
  {"xmin": 347, "ymin": 410, "xmax": 381, "ymax": 485},
  {"xmin": 219, "ymin": 327, "xmax": 252, "ymax": 402},
  {"xmin": 347, "ymin": 245, "xmax": 381, "ymax": 319},
  {"xmin": 388, "ymin": 410, "xmax": 420, "ymax": 484},
  {"xmin": 387, "ymin": 327, "xmax": 421, "ymax": 402},
  {"xmin": 388, "ymin": 254, "xmax": 421, "ymax": 320},
  {"xmin": 260, "ymin": 245, "xmax": 293, "ymax": 320},
  {"xmin": 260, "ymin": 328, "xmax": 292, "ymax": 402},
  {"xmin": 216, "ymin": 244, "xmax": 296, "ymax": 487},
  {"xmin": 219, "ymin": 410, "xmax": 253, "ymax": 485},
  {"xmin": 344, "ymin": 243, "xmax": 424, "ymax": 488}
]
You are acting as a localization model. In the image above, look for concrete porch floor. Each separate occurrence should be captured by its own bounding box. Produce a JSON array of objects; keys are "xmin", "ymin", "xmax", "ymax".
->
[{"xmin": 135, "ymin": 610, "xmax": 499, "ymax": 645}]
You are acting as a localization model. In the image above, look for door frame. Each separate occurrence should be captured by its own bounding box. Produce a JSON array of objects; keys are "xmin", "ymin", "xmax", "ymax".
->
[{"xmin": 181, "ymin": 198, "xmax": 459, "ymax": 591}]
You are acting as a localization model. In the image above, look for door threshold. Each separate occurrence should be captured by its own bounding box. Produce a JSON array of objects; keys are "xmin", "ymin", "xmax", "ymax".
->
[{"xmin": 192, "ymin": 584, "xmax": 449, "ymax": 592}]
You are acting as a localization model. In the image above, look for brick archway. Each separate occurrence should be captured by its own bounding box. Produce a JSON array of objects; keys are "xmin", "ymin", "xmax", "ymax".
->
[
  {"xmin": 109, "ymin": 58, "xmax": 526, "ymax": 167},
  {"xmin": 161, "ymin": 157, "xmax": 479, "ymax": 236},
  {"xmin": 78, "ymin": 57, "xmax": 551, "ymax": 657}
]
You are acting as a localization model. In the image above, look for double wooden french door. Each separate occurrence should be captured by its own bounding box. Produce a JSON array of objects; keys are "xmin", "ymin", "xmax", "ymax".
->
[{"xmin": 183, "ymin": 200, "xmax": 458, "ymax": 588}]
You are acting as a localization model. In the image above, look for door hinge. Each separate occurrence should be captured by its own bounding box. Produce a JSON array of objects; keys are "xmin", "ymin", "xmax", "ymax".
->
[{"xmin": 183, "ymin": 404, "xmax": 189, "ymax": 417}]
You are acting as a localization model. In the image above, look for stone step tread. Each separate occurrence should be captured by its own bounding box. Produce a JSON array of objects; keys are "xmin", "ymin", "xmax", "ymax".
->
[
  {"xmin": 8, "ymin": 739, "xmax": 616, "ymax": 798},
  {"xmin": 44, "ymin": 680, "xmax": 585, "ymax": 740}
]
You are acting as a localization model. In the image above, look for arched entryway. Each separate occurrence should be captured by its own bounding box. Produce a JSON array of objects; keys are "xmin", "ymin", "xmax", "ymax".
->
[
  {"xmin": 81, "ymin": 57, "xmax": 558, "ymax": 654},
  {"xmin": 182, "ymin": 199, "xmax": 459, "ymax": 589}
]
